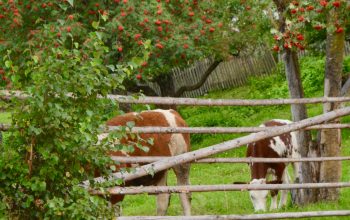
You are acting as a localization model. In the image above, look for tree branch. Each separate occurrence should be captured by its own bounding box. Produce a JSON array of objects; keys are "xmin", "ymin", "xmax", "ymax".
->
[
  {"xmin": 174, "ymin": 59, "xmax": 222, "ymax": 97},
  {"xmin": 341, "ymin": 73, "xmax": 350, "ymax": 96}
]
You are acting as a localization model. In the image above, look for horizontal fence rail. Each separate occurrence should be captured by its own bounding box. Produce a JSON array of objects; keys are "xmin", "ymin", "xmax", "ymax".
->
[
  {"xmin": 107, "ymin": 123, "xmax": 350, "ymax": 134},
  {"xmin": 111, "ymin": 156, "xmax": 350, "ymax": 164},
  {"xmin": 2, "ymin": 123, "xmax": 350, "ymax": 132},
  {"xmin": 117, "ymin": 210, "xmax": 350, "ymax": 220},
  {"xmin": 3, "ymin": 90, "xmax": 350, "ymax": 106},
  {"xmin": 90, "ymin": 182, "xmax": 350, "ymax": 195},
  {"xmin": 108, "ymin": 95, "xmax": 350, "ymax": 106}
]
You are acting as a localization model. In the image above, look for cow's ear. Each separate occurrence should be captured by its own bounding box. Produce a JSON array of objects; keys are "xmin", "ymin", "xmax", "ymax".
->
[{"xmin": 233, "ymin": 181, "xmax": 249, "ymax": 184}]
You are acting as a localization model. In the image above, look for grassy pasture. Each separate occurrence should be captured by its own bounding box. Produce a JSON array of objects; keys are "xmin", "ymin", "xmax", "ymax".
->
[
  {"xmin": 1, "ymin": 56, "xmax": 350, "ymax": 219},
  {"xmin": 122, "ymin": 58, "xmax": 350, "ymax": 219}
]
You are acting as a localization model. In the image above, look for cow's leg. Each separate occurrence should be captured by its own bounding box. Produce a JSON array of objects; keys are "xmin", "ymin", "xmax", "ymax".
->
[
  {"xmin": 156, "ymin": 171, "xmax": 171, "ymax": 216},
  {"xmin": 269, "ymin": 175, "xmax": 278, "ymax": 210},
  {"xmin": 173, "ymin": 163, "xmax": 191, "ymax": 216},
  {"xmin": 279, "ymin": 169, "xmax": 290, "ymax": 208}
]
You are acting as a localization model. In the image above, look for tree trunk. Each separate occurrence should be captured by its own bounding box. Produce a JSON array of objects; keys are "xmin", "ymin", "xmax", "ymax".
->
[
  {"xmin": 283, "ymin": 50, "xmax": 319, "ymax": 205},
  {"xmin": 318, "ymin": 15, "xmax": 345, "ymax": 201},
  {"xmin": 273, "ymin": 0, "xmax": 318, "ymax": 205},
  {"xmin": 156, "ymin": 74, "xmax": 178, "ymax": 110}
]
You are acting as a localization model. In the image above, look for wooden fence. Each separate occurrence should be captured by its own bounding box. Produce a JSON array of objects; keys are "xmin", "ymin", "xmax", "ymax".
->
[
  {"xmin": 146, "ymin": 41, "xmax": 350, "ymax": 98},
  {"xmin": 147, "ymin": 50, "xmax": 277, "ymax": 97},
  {"xmin": 2, "ymin": 90, "xmax": 350, "ymax": 219}
]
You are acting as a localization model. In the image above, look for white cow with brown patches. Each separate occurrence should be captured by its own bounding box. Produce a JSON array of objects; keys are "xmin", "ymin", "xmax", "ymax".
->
[
  {"xmin": 247, "ymin": 119, "xmax": 301, "ymax": 212},
  {"xmin": 97, "ymin": 109, "xmax": 191, "ymax": 216}
]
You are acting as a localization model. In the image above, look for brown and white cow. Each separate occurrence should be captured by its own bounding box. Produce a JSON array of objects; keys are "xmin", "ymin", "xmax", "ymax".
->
[
  {"xmin": 247, "ymin": 119, "xmax": 301, "ymax": 212},
  {"xmin": 98, "ymin": 109, "xmax": 191, "ymax": 216}
]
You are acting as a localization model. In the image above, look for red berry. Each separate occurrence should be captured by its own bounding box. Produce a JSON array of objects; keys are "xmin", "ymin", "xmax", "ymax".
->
[
  {"xmin": 307, "ymin": 5, "xmax": 314, "ymax": 11},
  {"xmin": 335, "ymin": 27, "xmax": 344, "ymax": 33},
  {"xmin": 68, "ymin": 14, "xmax": 74, "ymax": 20},
  {"xmin": 320, "ymin": 1, "xmax": 328, "ymax": 7},
  {"xmin": 273, "ymin": 35, "xmax": 280, "ymax": 40},
  {"xmin": 118, "ymin": 25, "xmax": 124, "ymax": 31},
  {"xmin": 246, "ymin": 6, "xmax": 251, "ymax": 10},
  {"xmin": 57, "ymin": 32, "xmax": 61, "ymax": 37},
  {"xmin": 298, "ymin": 16, "xmax": 304, "ymax": 22},
  {"xmin": 292, "ymin": 1, "xmax": 299, "ymax": 6},
  {"xmin": 155, "ymin": 20, "xmax": 162, "ymax": 25},
  {"xmin": 157, "ymin": 26, "xmax": 163, "ymax": 32},
  {"xmin": 273, "ymin": 45, "xmax": 280, "ymax": 52},
  {"xmin": 314, "ymin": 25, "xmax": 323, "ymax": 30},
  {"xmin": 121, "ymin": 12, "xmax": 126, "ymax": 17},
  {"xmin": 188, "ymin": 11, "xmax": 194, "ymax": 17},
  {"xmin": 333, "ymin": 1, "xmax": 341, "ymax": 7},
  {"xmin": 66, "ymin": 26, "xmax": 71, "ymax": 32},
  {"xmin": 183, "ymin": 44, "xmax": 189, "ymax": 49},
  {"xmin": 205, "ymin": 19, "xmax": 212, "ymax": 24},
  {"xmin": 296, "ymin": 34, "xmax": 304, "ymax": 41},
  {"xmin": 291, "ymin": 9, "xmax": 297, "ymax": 14},
  {"xmin": 155, "ymin": 43, "xmax": 163, "ymax": 49},
  {"xmin": 209, "ymin": 27, "xmax": 215, "ymax": 32},
  {"xmin": 157, "ymin": 10, "xmax": 162, "ymax": 15},
  {"xmin": 141, "ymin": 62, "xmax": 147, "ymax": 67},
  {"xmin": 144, "ymin": 17, "xmax": 149, "ymax": 22},
  {"xmin": 136, "ymin": 74, "xmax": 142, "ymax": 80},
  {"xmin": 134, "ymin": 33, "xmax": 141, "ymax": 40},
  {"xmin": 117, "ymin": 47, "xmax": 123, "ymax": 52},
  {"xmin": 0, "ymin": 14, "xmax": 4, "ymax": 19}
]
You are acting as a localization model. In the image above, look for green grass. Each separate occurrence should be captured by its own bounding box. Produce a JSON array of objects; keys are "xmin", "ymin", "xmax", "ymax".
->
[
  {"xmin": 0, "ymin": 111, "xmax": 11, "ymax": 123},
  {"xmin": 122, "ymin": 70, "xmax": 350, "ymax": 219}
]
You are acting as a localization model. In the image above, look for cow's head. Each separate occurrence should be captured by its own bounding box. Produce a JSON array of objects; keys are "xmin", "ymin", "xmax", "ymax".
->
[{"xmin": 249, "ymin": 178, "xmax": 269, "ymax": 212}]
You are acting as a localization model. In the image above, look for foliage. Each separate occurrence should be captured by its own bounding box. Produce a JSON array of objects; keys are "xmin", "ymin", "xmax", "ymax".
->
[
  {"xmin": 344, "ymin": 56, "xmax": 350, "ymax": 74},
  {"xmin": 0, "ymin": 0, "xmax": 231, "ymax": 83},
  {"xmin": 0, "ymin": 23, "xmax": 133, "ymax": 218},
  {"xmin": 271, "ymin": 0, "xmax": 350, "ymax": 52},
  {"xmin": 224, "ymin": 0, "xmax": 275, "ymax": 55}
]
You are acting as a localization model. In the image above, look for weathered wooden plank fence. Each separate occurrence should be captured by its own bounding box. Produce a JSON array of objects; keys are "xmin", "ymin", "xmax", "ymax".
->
[
  {"xmin": 147, "ymin": 51, "xmax": 277, "ymax": 97},
  {"xmin": 146, "ymin": 42, "xmax": 350, "ymax": 98}
]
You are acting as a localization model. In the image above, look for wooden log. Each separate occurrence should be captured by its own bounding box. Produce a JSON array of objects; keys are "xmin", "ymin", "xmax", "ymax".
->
[
  {"xmin": 117, "ymin": 210, "xmax": 350, "ymax": 220},
  {"xmin": 110, "ymin": 156, "xmax": 350, "ymax": 164},
  {"xmin": 106, "ymin": 123, "xmax": 350, "ymax": 134},
  {"xmin": 90, "ymin": 182, "xmax": 350, "ymax": 195},
  {"xmin": 4, "ymin": 90, "xmax": 350, "ymax": 106},
  {"xmin": 81, "ymin": 106, "xmax": 350, "ymax": 187},
  {"xmin": 2, "ymin": 123, "xmax": 350, "ymax": 132},
  {"xmin": 107, "ymin": 95, "xmax": 350, "ymax": 106}
]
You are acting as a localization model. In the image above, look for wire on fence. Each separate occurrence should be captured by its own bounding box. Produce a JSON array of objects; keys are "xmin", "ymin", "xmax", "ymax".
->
[{"xmin": 117, "ymin": 210, "xmax": 350, "ymax": 220}]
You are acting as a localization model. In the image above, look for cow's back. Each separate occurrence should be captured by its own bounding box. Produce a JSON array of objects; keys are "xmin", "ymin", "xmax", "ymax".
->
[{"xmin": 106, "ymin": 109, "xmax": 190, "ymax": 157}]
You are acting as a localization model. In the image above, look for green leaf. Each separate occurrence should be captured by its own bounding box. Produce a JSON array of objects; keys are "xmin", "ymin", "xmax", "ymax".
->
[
  {"xmin": 92, "ymin": 21, "xmax": 99, "ymax": 30},
  {"xmin": 67, "ymin": 0, "xmax": 74, "ymax": 7},
  {"xmin": 32, "ymin": 56, "xmax": 39, "ymax": 64},
  {"xmin": 5, "ymin": 60, "xmax": 12, "ymax": 68}
]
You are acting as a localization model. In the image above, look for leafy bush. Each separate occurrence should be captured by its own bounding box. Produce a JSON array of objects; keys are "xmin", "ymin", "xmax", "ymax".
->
[{"xmin": 0, "ymin": 30, "xmax": 132, "ymax": 219}]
